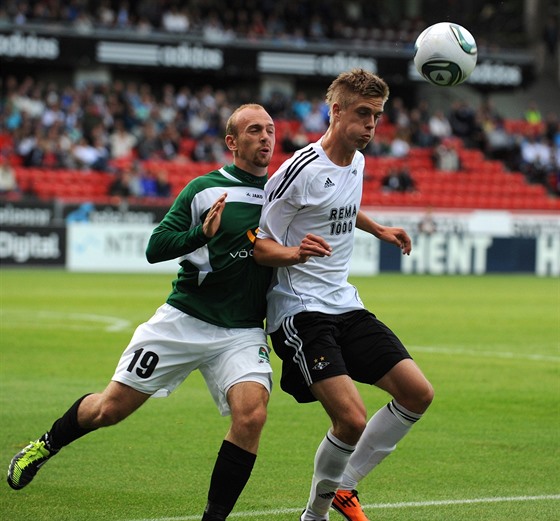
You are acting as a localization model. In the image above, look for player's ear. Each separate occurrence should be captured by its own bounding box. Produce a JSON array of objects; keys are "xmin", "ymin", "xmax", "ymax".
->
[
  {"xmin": 331, "ymin": 102, "xmax": 341, "ymax": 120},
  {"xmin": 225, "ymin": 134, "xmax": 237, "ymax": 152}
]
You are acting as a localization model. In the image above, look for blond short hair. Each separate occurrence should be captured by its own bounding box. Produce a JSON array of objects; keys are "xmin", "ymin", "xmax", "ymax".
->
[{"xmin": 325, "ymin": 68, "xmax": 389, "ymax": 117}]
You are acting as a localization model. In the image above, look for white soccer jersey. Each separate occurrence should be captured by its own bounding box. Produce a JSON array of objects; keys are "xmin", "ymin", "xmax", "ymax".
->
[{"xmin": 258, "ymin": 140, "xmax": 365, "ymax": 333}]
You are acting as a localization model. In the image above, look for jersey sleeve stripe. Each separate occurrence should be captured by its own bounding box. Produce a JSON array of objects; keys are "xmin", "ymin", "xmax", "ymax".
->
[{"xmin": 268, "ymin": 148, "xmax": 319, "ymax": 202}]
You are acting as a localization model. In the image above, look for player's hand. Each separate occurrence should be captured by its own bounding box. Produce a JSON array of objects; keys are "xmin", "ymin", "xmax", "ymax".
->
[
  {"xmin": 377, "ymin": 226, "xmax": 412, "ymax": 255},
  {"xmin": 203, "ymin": 193, "xmax": 227, "ymax": 238},
  {"xmin": 296, "ymin": 233, "xmax": 332, "ymax": 263}
]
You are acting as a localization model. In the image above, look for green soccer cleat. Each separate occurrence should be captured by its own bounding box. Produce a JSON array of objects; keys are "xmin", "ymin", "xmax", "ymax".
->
[{"xmin": 7, "ymin": 439, "xmax": 54, "ymax": 490}]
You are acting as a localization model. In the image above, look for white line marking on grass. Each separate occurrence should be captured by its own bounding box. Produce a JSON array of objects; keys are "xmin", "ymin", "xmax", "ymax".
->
[
  {"xmin": 0, "ymin": 310, "xmax": 132, "ymax": 332},
  {"xmin": 122, "ymin": 494, "xmax": 560, "ymax": 521},
  {"xmin": 368, "ymin": 494, "xmax": 560, "ymax": 508},
  {"xmin": 412, "ymin": 345, "xmax": 560, "ymax": 362},
  {"xmin": 64, "ymin": 313, "xmax": 132, "ymax": 332}
]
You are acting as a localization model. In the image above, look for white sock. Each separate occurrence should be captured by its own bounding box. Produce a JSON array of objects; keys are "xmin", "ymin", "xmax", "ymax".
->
[
  {"xmin": 340, "ymin": 400, "xmax": 422, "ymax": 490},
  {"xmin": 305, "ymin": 430, "xmax": 355, "ymax": 518}
]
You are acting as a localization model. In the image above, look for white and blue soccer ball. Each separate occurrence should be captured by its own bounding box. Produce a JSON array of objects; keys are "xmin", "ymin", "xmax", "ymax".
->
[{"xmin": 414, "ymin": 22, "xmax": 478, "ymax": 87}]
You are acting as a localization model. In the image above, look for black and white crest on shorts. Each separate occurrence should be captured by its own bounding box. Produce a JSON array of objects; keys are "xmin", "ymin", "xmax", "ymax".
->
[{"xmin": 312, "ymin": 356, "xmax": 330, "ymax": 370}]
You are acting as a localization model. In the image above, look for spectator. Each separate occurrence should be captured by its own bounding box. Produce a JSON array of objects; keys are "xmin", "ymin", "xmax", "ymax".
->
[
  {"xmin": 158, "ymin": 123, "xmax": 181, "ymax": 161},
  {"xmin": 135, "ymin": 121, "xmax": 162, "ymax": 160},
  {"xmin": 14, "ymin": 84, "xmax": 45, "ymax": 120},
  {"xmin": 418, "ymin": 208, "xmax": 437, "ymax": 235},
  {"xmin": 525, "ymin": 101, "xmax": 542, "ymax": 125},
  {"xmin": 109, "ymin": 170, "xmax": 133, "ymax": 198},
  {"xmin": 386, "ymin": 97, "xmax": 410, "ymax": 128},
  {"xmin": 140, "ymin": 168, "xmax": 171, "ymax": 198},
  {"xmin": 264, "ymin": 91, "xmax": 290, "ymax": 119},
  {"xmin": 72, "ymin": 136, "xmax": 110, "ymax": 172},
  {"xmin": 381, "ymin": 167, "xmax": 416, "ymax": 193},
  {"xmin": 544, "ymin": 112, "xmax": 560, "ymax": 143},
  {"xmin": 192, "ymin": 132, "xmax": 225, "ymax": 163},
  {"xmin": 4, "ymin": 95, "xmax": 23, "ymax": 131},
  {"xmin": 519, "ymin": 134, "xmax": 553, "ymax": 185},
  {"xmin": 364, "ymin": 134, "xmax": 391, "ymax": 157},
  {"xmin": 448, "ymin": 100, "xmax": 479, "ymax": 147},
  {"xmin": 41, "ymin": 98, "xmax": 65, "ymax": 129},
  {"xmin": 281, "ymin": 126, "xmax": 309, "ymax": 153},
  {"xmin": 158, "ymin": 85, "xmax": 178, "ymax": 125},
  {"xmin": 0, "ymin": 155, "xmax": 18, "ymax": 194},
  {"xmin": 109, "ymin": 119, "xmax": 137, "ymax": 159},
  {"xmin": 136, "ymin": 15, "xmax": 153, "ymax": 33},
  {"xmin": 154, "ymin": 170, "xmax": 172, "ymax": 198},
  {"xmin": 162, "ymin": 4, "xmax": 189, "ymax": 32},
  {"xmin": 389, "ymin": 128, "xmax": 411, "ymax": 158},
  {"xmin": 428, "ymin": 109, "xmax": 453, "ymax": 141},
  {"xmin": 115, "ymin": 0, "xmax": 131, "ymax": 29},
  {"xmin": 291, "ymin": 91, "xmax": 312, "ymax": 121},
  {"xmin": 482, "ymin": 116, "xmax": 517, "ymax": 165},
  {"xmin": 109, "ymin": 165, "xmax": 143, "ymax": 198},
  {"xmin": 542, "ymin": 16, "xmax": 558, "ymax": 56},
  {"xmin": 433, "ymin": 138, "xmax": 461, "ymax": 171},
  {"xmin": 203, "ymin": 11, "xmax": 234, "ymax": 43},
  {"xmin": 302, "ymin": 99, "xmax": 328, "ymax": 133},
  {"xmin": 73, "ymin": 11, "xmax": 94, "ymax": 33},
  {"xmin": 97, "ymin": 0, "xmax": 115, "ymax": 27},
  {"xmin": 0, "ymin": 0, "xmax": 530, "ymax": 51},
  {"xmin": 408, "ymin": 108, "xmax": 433, "ymax": 147},
  {"xmin": 140, "ymin": 170, "xmax": 159, "ymax": 197}
]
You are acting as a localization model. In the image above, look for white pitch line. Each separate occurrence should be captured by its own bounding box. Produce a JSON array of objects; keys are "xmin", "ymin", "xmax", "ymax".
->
[
  {"xmin": 0, "ymin": 310, "xmax": 132, "ymax": 332},
  {"xmin": 411, "ymin": 345, "xmax": 560, "ymax": 362},
  {"xmin": 2, "ymin": 310, "xmax": 556, "ymax": 361},
  {"xmin": 122, "ymin": 494, "xmax": 560, "ymax": 521}
]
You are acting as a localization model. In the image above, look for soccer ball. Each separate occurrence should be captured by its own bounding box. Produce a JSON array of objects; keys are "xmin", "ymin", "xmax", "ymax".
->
[{"xmin": 414, "ymin": 22, "xmax": 477, "ymax": 87}]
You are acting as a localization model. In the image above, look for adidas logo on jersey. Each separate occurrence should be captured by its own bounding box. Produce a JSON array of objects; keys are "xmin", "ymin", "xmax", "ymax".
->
[{"xmin": 324, "ymin": 177, "xmax": 335, "ymax": 188}]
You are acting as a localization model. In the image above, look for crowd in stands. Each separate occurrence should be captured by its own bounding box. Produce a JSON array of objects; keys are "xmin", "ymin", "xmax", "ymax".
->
[
  {"xmin": 1, "ymin": 74, "xmax": 559, "ymax": 201},
  {"xmin": 0, "ymin": 0, "xmax": 538, "ymax": 50}
]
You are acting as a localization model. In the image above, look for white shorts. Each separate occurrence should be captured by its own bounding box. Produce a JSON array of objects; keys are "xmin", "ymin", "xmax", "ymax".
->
[{"xmin": 112, "ymin": 303, "xmax": 272, "ymax": 416}]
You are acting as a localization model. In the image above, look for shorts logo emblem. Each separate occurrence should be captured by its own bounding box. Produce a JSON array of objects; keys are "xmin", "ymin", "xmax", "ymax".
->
[
  {"xmin": 312, "ymin": 356, "xmax": 330, "ymax": 370},
  {"xmin": 258, "ymin": 346, "xmax": 270, "ymax": 364}
]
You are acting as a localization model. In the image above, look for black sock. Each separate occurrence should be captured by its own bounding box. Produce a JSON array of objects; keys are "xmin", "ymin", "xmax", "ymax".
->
[
  {"xmin": 201, "ymin": 440, "xmax": 257, "ymax": 521},
  {"xmin": 41, "ymin": 394, "xmax": 97, "ymax": 452}
]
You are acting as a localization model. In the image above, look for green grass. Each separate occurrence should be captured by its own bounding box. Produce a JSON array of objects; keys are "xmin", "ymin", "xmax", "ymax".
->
[{"xmin": 0, "ymin": 270, "xmax": 559, "ymax": 521}]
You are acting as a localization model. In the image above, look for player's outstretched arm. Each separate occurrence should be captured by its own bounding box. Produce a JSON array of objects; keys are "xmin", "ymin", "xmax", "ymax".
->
[
  {"xmin": 356, "ymin": 210, "xmax": 412, "ymax": 255},
  {"xmin": 254, "ymin": 234, "xmax": 332, "ymax": 267}
]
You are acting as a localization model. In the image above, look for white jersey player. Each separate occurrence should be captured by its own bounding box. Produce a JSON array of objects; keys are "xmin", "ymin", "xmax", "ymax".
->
[{"xmin": 255, "ymin": 69, "xmax": 434, "ymax": 521}]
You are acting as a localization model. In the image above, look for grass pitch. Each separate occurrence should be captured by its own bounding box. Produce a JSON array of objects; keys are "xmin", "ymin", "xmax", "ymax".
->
[{"xmin": 0, "ymin": 270, "xmax": 558, "ymax": 521}]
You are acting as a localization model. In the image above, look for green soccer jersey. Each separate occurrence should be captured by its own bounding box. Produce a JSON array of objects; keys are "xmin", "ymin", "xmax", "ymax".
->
[{"xmin": 146, "ymin": 164, "xmax": 272, "ymax": 329}]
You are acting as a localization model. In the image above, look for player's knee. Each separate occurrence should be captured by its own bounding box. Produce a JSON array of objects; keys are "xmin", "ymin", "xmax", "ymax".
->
[
  {"xmin": 418, "ymin": 380, "xmax": 435, "ymax": 411},
  {"xmin": 348, "ymin": 415, "xmax": 367, "ymax": 437},
  {"xmin": 334, "ymin": 413, "xmax": 367, "ymax": 445},
  {"xmin": 233, "ymin": 405, "xmax": 268, "ymax": 436},
  {"xmin": 250, "ymin": 406, "xmax": 268, "ymax": 431},
  {"xmin": 402, "ymin": 380, "xmax": 434, "ymax": 414}
]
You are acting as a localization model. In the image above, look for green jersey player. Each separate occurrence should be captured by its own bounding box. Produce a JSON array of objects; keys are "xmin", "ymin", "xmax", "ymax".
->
[{"xmin": 7, "ymin": 104, "xmax": 275, "ymax": 521}]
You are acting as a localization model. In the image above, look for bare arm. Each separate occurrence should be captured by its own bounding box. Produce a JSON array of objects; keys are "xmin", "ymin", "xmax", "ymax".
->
[
  {"xmin": 253, "ymin": 234, "xmax": 332, "ymax": 267},
  {"xmin": 356, "ymin": 210, "xmax": 412, "ymax": 255}
]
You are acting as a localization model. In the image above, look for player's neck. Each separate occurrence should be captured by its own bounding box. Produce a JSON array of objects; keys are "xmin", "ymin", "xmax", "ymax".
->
[
  {"xmin": 321, "ymin": 129, "xmax": 355, "ymax": 166},
  {"xmin": 233, "ymin": 160, "xmax": 268, "ymax": 178}
]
